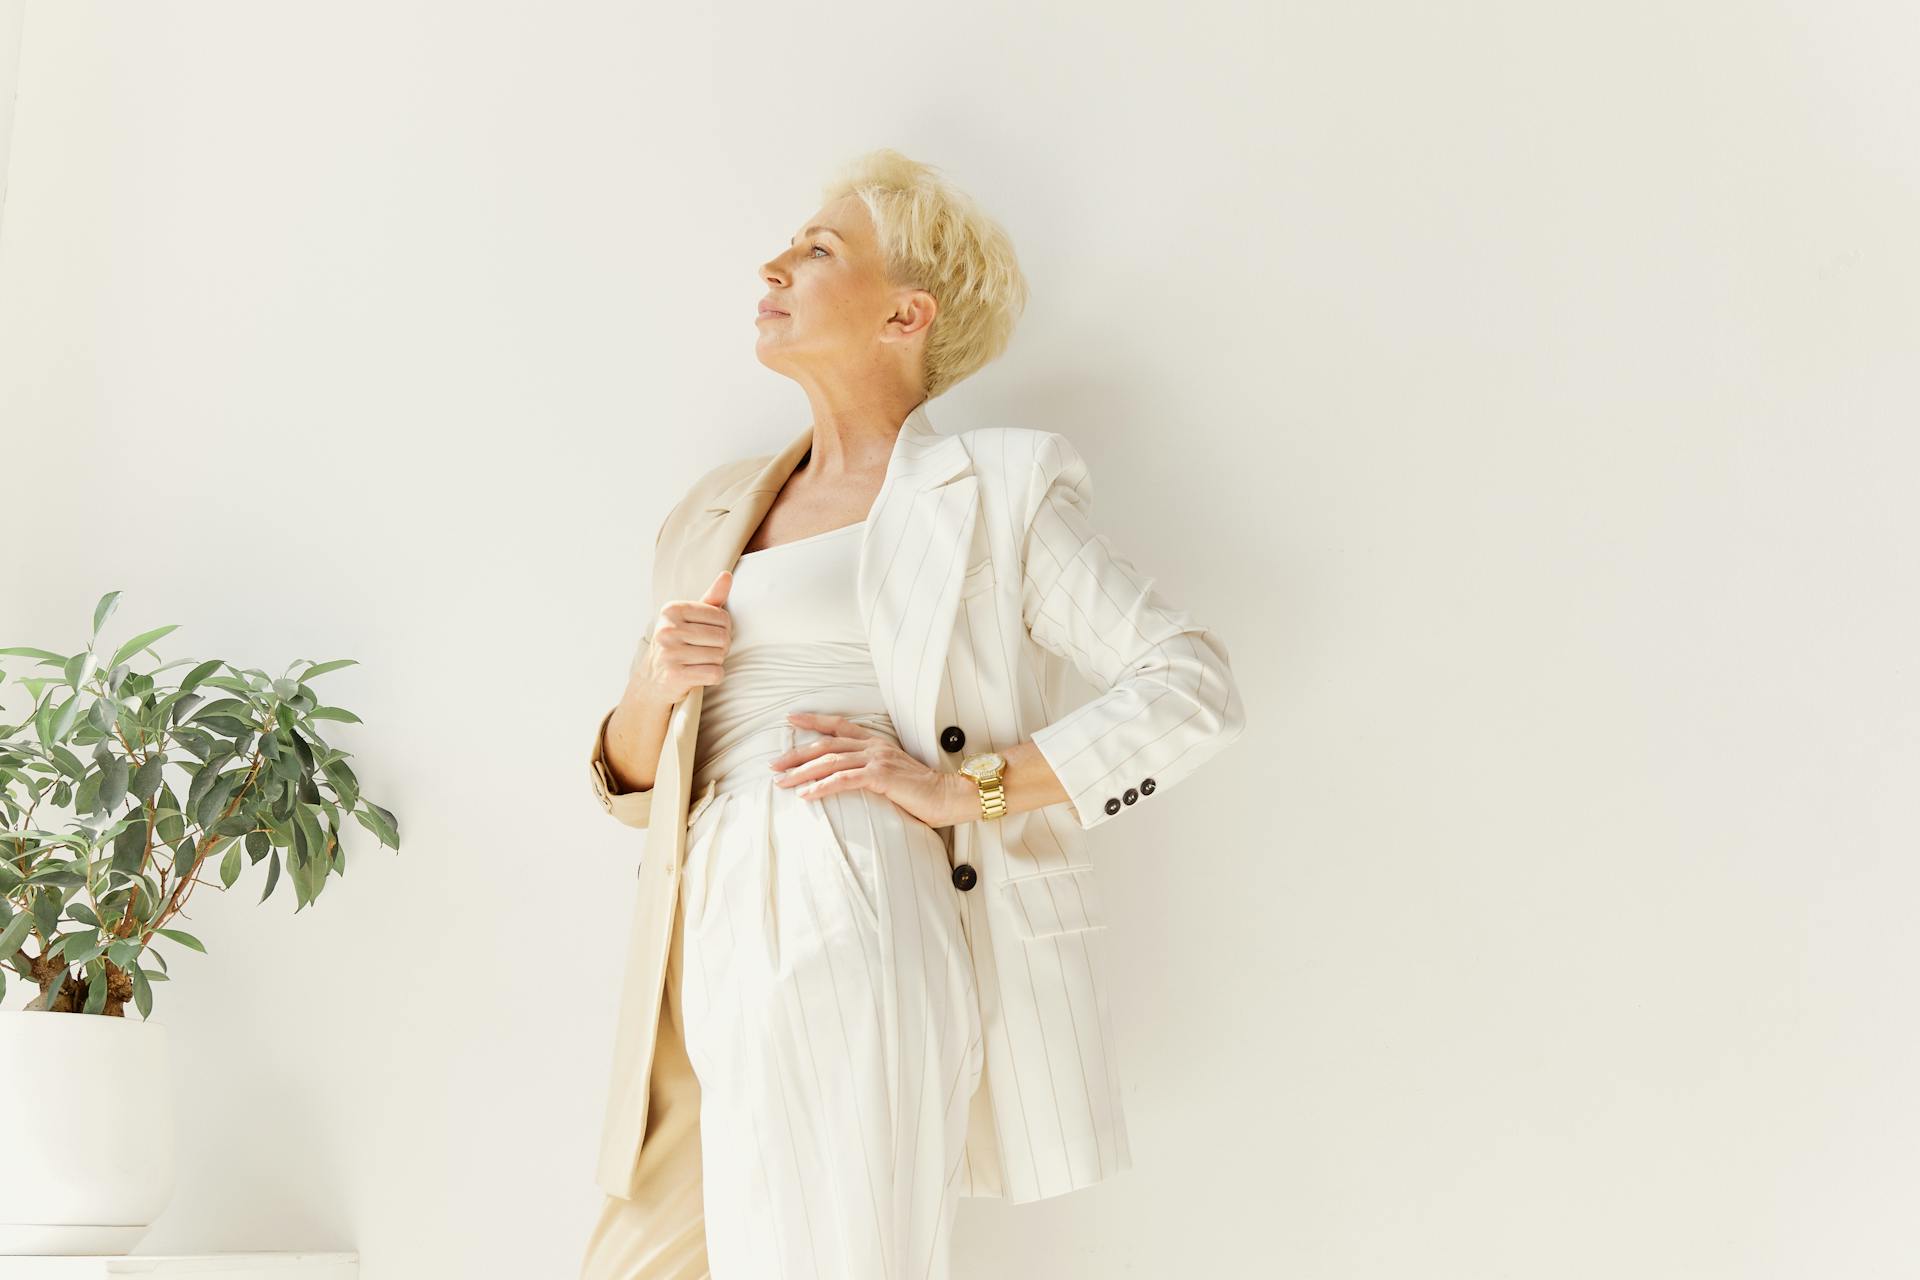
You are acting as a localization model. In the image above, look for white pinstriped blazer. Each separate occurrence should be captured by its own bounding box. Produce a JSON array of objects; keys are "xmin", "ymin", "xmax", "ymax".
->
[{"xmin": 587, "ymin": 397, "xmax": 1246, "ymax": 1203}]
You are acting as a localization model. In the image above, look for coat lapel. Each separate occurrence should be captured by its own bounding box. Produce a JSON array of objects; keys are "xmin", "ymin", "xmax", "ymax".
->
[
  {"xmin": 667, "ymin": 397, "xmax": 977, "ymax": 768},
  {"xmin": 854, "ymin": 403, "xmax": 978, "ymax": 766}
]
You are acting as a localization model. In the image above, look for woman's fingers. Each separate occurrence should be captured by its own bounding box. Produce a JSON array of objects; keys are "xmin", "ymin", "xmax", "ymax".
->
[
  {"xmin": 770, "ymin": 737, "xmax": 867, "ymax": 778},
  {"xmin": 787, "ymin": 710, "xmax": 870, "ymax": 737},
  {"xmin": 659, "ymin": 610, "xmax": 732, "ymax": 643},
  {"xmin": 787, "ymin": 763, "xmax": 876, "ymax": 800}
]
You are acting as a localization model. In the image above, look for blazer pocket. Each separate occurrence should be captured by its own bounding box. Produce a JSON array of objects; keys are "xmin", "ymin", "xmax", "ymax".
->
[
  {"xmin": 959, "ymin": 555, "xmax": 997, "ymax": 600},
  {"xmin": 997, "ymin": 863, "xmax": 1108, "ymax": 938}
]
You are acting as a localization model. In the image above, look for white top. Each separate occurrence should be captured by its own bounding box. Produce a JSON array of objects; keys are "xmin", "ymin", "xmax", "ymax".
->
[
  {"xmin": 726, "ymin": 520, "xmax": 868, "ymax": 651},
  {"xmin": 692, "ymin": 520, "xmax": 896, "ymax": 788}
]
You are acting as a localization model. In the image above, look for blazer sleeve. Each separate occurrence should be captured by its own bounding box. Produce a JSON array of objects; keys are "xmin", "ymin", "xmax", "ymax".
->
[
  {"xmin": 588, "ymin": 639, "xmax": 656, "ymax": 830},
  {"xmin": 588, "ymin": 512, "xmax": 673, "ymax": 830},
  {"xmin": 1021, "ymin": 431, "xmax": 1247, "ymax": 831}
]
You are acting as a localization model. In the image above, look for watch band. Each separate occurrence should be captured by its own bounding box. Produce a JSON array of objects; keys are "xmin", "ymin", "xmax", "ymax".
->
[{"xmin": 975, "ymin": 771, "xmax": 1007, "ymax": 821}]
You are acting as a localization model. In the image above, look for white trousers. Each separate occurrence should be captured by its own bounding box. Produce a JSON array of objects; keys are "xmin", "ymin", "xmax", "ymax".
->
[{"xmin": 677, "ymin": 721, "xmax": 984, "ymax": 1280}]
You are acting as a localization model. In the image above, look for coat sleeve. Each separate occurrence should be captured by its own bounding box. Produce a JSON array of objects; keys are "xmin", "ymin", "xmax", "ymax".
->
[
  {"xmin": 588, "ymin": 651, "xmax": 656, "ymax": 830},
  {"xmin": 588, "ymin": 511, "xmax": 673, "ymax": 830},
  {"xmin": 1021, "ymin": 431, "xmax": 1247, "ymax": 831}
]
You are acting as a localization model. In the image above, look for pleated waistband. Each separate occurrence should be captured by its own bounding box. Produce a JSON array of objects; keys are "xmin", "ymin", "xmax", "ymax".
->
[{"xmin": 686, "ymin": 711, "xmax": 898, "ymax": 828}]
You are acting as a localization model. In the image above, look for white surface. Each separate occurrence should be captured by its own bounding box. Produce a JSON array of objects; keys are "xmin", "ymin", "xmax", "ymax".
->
[
  {"xmin": 0, "ymin": 1256, "xmax": 356, "ymax": 1279},
  {"xmin": 0, "ymin": 2, "xmax": 1915, "ymax": 1278},
  {"xmin": 0, "ymin": 0, "xmax": 20, "ymax": 231}
]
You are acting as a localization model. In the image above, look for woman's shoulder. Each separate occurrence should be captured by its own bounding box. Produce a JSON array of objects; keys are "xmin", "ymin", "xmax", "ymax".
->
[
  {"xmin": 955, "ymin": 424, "xmax": 1089, "ymax": 497},
  {"xmin": 684, "ymin": 452, "xmax": 769, "ymax": 503},
  {"xmin": 645, "ymin": 450, "xmax": 771, "ymax": 552},
  {"xmin": 954, "ymin": 423, "xmax": 1078, "ymax": 474}
]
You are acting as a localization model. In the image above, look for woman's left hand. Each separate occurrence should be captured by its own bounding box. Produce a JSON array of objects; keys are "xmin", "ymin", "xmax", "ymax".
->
[{"xmin": 772, "ymin": 711, "xmax": 974, "ymax": 829}]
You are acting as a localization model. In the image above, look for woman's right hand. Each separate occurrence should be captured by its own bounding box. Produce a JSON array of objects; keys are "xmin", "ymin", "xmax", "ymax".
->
[{"xmin": 632, "ymin": 570, "xmax": 735, "ymax": 705}]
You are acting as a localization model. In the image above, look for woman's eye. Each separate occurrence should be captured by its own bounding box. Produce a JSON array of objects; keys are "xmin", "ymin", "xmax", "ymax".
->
[{"xmin": 811, "ymin": 244, "xmax": 829, "ymax": 256}]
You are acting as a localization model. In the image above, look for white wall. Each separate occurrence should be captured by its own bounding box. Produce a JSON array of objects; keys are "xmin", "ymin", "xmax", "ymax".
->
[
  {"xmin": 2, "ymin": 2, "xmax": 1916, "ymax": 1276},
  {"xmin": 0, "ymin": 2, "xmax": 20, "ymax": 227}
]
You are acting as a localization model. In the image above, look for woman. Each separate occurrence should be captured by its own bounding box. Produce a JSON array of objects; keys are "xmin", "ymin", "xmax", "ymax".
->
[{"xmin": 580, "ymin": 150, "xmax": 1246, "ymax": 1280}]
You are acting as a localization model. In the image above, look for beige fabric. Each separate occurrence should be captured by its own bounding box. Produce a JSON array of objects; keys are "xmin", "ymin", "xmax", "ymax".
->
[
  {"xmin": 586, "ymin": 396, "xmax": 1247, "ymax": 1205},
  {"xmin": 578, "ymin": 883, "xmax": 708, "ymax": 1279}
]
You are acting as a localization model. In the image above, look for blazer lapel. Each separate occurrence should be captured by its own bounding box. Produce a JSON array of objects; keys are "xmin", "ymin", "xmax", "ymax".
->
[
  {"xmin": 855, "ymin": 403, "xmax": 977, "ymax": 766},
  {"xmin": 664, "ymin": 397, "xmax": 977, "ymax": 769}
]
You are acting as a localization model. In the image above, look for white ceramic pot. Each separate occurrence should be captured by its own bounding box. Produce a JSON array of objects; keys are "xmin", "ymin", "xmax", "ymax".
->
[{"xmin": 0, "ymin": 1009, "xmax": 176, "ymax": 1254}]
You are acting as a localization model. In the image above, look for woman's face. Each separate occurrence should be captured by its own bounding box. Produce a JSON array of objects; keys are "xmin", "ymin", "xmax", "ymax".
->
[{"xmin": 755, "ymin": 194, "xmax": 932, "ymax": 383}]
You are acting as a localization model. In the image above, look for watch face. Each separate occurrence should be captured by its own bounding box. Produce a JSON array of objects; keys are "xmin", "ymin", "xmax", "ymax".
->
[{"xmin": 960, "ymin": 751, "xmax": 1006, "ymax": 781}]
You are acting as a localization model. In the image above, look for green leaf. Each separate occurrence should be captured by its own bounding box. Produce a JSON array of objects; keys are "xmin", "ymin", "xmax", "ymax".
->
[
  {"xmin": 220, "ymin": 840, "xmax": 243, "ymax": 889},
  {"xmin": 290, "ymin": 838, "xmax": 321, "ymax": 909},
  {"xmin": 99, "ymin": 755, "xmax": 131, "ymax": 811},
  {"xmin": 155, "ymin": 783, "xmax": 185, "ymax": 844},
  {"xmin": 188, "ymin": 695, "xmax": 253, "ymax": 721},
  {"xmin": 298, "ymin": 658, "xmax": 359, "ymax": 679},
  {"xmin": 92, "ymin": 591, "xmax": 122, "ymax": 638},
  {"xmin": 368, "ymin": 800, "xmax": 399, "ymax": 847},
  {"xmin": 69, "ymin": 903, "xmax": 102, "ymax": 928},
  {"xmin": 111, "ymin": 625, "xmax": 181, "ymax": 671},
  {"xmin": 259, "ymin": 848, "xmax": 281, "ymax": 902},
  {"xmin": 132, "ymin": 966, "xmax": 153, "ymax": 1018},
  {"xmin": 64, "ymin": 650, "xmax": 96, "ymax": 687},
  {"xmin": 179, "ymin": 659, "xmax": 224, "ymax": 693},
  {"xmin": 112, "ymin": 817, "xmax": 148, "ymax": 874},
  {"xmin": 307, "ymin": 706, "xmax": 363, "ymax": 724},
  {"xmin": 210, "ymin": 812, "xmax": 253, "ymax": 838},
  {"xmin": 194, "ymin": 770, "xmax": 244, "ymax": 831},
  {"xmin": 50, "ymin": 743, "xmax": 87, "ymax": 780},
  {"xmin": 294, "ymin": 802, "xmax": 325, "ymax": 866},
  {"xmin": 0, "ymin": 913, "xmax": 32, "ymax": 959},
  {"xmin": 50, "ymin": 694, "xmax": 82, "ymax": 741},
  {"xmin": 152, "ymin": 926, "xmax": 206, "ymax": 954},
  {"xmin": 135, "ymin": 874, "xmax": 162, "ymax": 919},
  {"xmin": 84, "ymin": 961, "xmax": 109, "ymax": 1013},
  {"xmin": 0, "ymin": 646, "xmax": 70, "ymax": 663},
  {"xmin": 75, "ymin": 770, "xmax": 102, "ymax": 815},
  {"xmin": 321, "ymin": 758, "xmax": 361, "ymax": 810},
  {"xmin": 131, "ymin": 754, "xmax": 164, "ymax": 801},
  {"xmin": 184, "ymin": 760, "xmax": 218, "ymax": 817}
]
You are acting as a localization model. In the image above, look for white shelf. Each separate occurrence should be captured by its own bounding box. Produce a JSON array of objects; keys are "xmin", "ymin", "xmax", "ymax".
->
[{"xmin": 0, "ymin": 1255, "xmax": 357, "ymax": 1279}]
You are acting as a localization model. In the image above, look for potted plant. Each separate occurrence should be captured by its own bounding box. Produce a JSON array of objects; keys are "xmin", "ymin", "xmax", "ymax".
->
[{"xmin": 0, "ymin": 590, "xmax": 399, "ymax": 1255}]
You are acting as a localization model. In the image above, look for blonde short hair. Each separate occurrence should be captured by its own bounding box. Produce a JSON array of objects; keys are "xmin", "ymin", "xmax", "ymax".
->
[{"xmin": 821, "ymin": 149, "xmax": 1029, "ymax": 400}]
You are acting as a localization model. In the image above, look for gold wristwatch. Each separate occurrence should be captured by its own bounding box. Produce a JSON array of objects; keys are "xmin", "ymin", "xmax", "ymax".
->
[{"xmin": 958, "ymin": 751, "xmax": 1008, "ymax": 821}]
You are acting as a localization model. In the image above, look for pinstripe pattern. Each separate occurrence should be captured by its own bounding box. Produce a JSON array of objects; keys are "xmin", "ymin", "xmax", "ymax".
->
[
  {"xmin": 1020, "ymin": 430, "xmax": 1246, "ymax": 831},
  {"xmin": 678, "ymin": 722, "xmax": 982, "ymax": 1279},
  {"xmin": 586, "ymin": 399, "xmax": 1247, "ymax": 1211}
]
